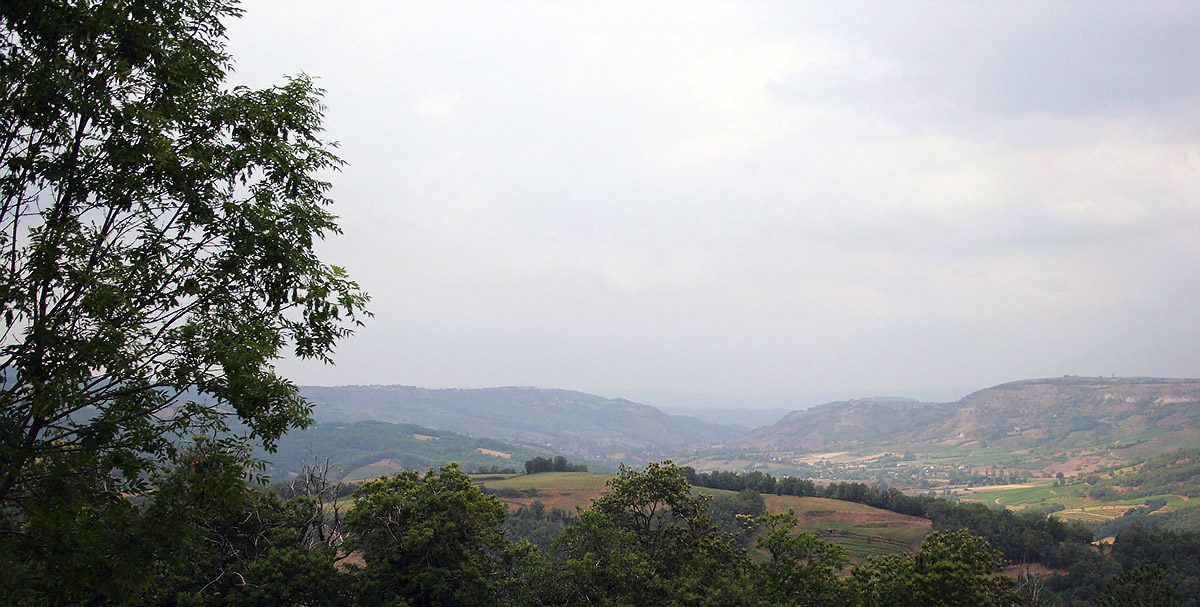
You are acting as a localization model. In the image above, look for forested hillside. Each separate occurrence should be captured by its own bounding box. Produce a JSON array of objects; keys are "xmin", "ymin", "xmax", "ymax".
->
[
  {"xmin": 302, "ymin": 384, "xmax": 742, "ymax": 459},
  {"xmin": 723, "ymin": 377, "xmax": 1200, "ymax": 478},
  {"xmin": 736, "ymin": 397, "xmax": 954, "ymax": 451},
  {"xmin": 263, "ymin": 420, "xmax": 575, "ymax": 480}
]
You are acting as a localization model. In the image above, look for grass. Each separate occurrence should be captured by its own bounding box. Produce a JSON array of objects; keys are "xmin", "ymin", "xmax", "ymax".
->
[
  {"xmin": 473, "ymin": 474, "xmax": 933, "ymax": 561},
  {"xmin": 763, "ymin": 495, "xmax": 931, "ymax": 561},
  {"xmin": 324, "ymin": 468, "xmax": 935, "ymax": 565},
  {"xmin": 954, "ymin": 481, "xmax": 1061, "ymax": 507},
  {"xmin": 481, "ymin": 472, "xmax": 613, "ymax": 491},
  {"xmin": 475, "ymin": 472, "xmax": 615, "ymax": 511},
  {"xmin": 949, "ymin": 477, "xmax": 1195, "ymax": 528}
]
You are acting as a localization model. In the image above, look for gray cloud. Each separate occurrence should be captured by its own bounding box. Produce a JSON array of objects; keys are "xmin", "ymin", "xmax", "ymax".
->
[{"xmin": 225, "ymin": 1, "xmax": 1200, "ymax": 401}]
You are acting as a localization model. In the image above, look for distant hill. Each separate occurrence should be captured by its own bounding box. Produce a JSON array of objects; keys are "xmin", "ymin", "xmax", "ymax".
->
[
  {"xmin": 300, "ymin": 385, "xmax": 743, "ymax": 460},
  {"xmin": 264, "ymin": 420, "xmax": 562, "ymax": 481},
  {"xmin": 654, "ymin": 406, "xmax": 793, "ymax": 430},
  {"xmin": 915, "ymin": 377, "xmax": 1200, "ymax": 452},
  {"xmin": 736, "ymin": 397, "xmax": 954, "ymax": 451},
  {"xmin": 733, "ymin": 377, "xmax": 1200, "ymax": 467}
]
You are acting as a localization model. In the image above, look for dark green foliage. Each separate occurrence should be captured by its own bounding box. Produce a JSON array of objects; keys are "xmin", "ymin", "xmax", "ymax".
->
[
  {"xmin": 0, "ymin": 1, "xmax": 367, "ymax": 601},
  {"xmin": 0, "ymin": 459, "xmax": 162, "ymax": 605},
  {"xmin": 143, "ymin": 439, "xmax": 349, "ymax": 607},
  {"xmin": 752, "ymin": 510, "xmax": 847, "ymax": 606},
  {"xmin": 1, "ymin": 437, "xmax": 350, "ymax": 607},
  {"xmin": 502, "ymin": 500, "xmax": 575, "ymax": 553},
  {"xmin": 474, "ymin": 464, "xmax": 518, "ymax": 474},
  {"xmin": 524, "ymin": 454, "xmax": 588, "ymax": 474},
  {"xmin": 344, "ymin": 463, "xmax": 510, "ymax": 607},
  {"xmin": 848, "ymin": 529, "xmax": 1020, "ymax": 607},
  {"xmin": 1085, "ymin": 447, "xmax": 1200, "ymax": 502},
  {"xmin": 687, "ymin": 469, "xmax": 1099, "ymax": 568},
  {"xmin": 685, "ymin": 466, "xmax": 816, "ymax": 495},
  {"xmin": 1093, "ymin": 502, "xmax": 1200, "ymax": 537},
  {"xmin": 923, "ymin": 500, "xmax": 1094, "ymax": 567},
  {"xmin": 555, "ymin": 461, "xmax": 759, "ymax": 606},
  {"xmin": 0, "ymin": 0, "xmax": 366, "ymax": 523},
  {"xmin": 265, "ymin": 420, "xmax": 549, "ymax": 480},
  {"xmin": 221, "ymin": 546, "xmax": 352, "ymax": 607},
  {"xmin": 709, "ymin": 489, "xmax": 766, "ymax": 546},
  {"xmin": 1108, "ymin": 526, "xmax": 1200, "ymax": 606},
  {"xmin": 1099, "ymin": 564, "xmax": 1177, "ymax": 607}
]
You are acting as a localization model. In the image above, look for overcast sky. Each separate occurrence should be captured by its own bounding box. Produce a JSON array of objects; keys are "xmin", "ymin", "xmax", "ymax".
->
[{"xmin": 225, "ymin": 1, "xmax": 1200, "ymax": 408}]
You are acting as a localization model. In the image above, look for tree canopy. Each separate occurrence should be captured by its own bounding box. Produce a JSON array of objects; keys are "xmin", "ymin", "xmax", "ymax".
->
[
  {"xmin": 0, "ymin": 1, "xmax": 366, "ymax": 598},
  {"xmin": 0, "ymin": 0, "xmax": 367, "ymax": 508}
]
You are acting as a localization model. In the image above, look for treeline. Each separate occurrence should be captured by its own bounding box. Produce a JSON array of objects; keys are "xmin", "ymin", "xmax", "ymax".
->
[
  {"xmin": 682, "ymin": 467, "xmax": 1200, "ymax": 606},
  {"xmin": 1082, "ymin": 447, "xmax": 1200, "ymax": 501},
  {"xmin": 1092, "ymin": 499, "xmax": 1200, "ymax": 537},
  {"xmin": 7, "ymin": 446, "xmax": 1197, "ymax": 607},
  {"xmin": 341, "ymin": 461, "xmax": 1034, "ymax": 607},
  {"xmin": 264, "ymin": 420, "xmax": 547, "ymax": 480},
  {"xmin": 946, "ymin": 471, "xmax": 1028, "ymax": 487},
  {"xmin": 525, "ymin": 455, "xmax": 588, "ymax": 474},
  {"xmin": 682, "ymin": 467, "xmax": 1092, "ymax": 566},
  {"xmin": 473, "ymin": 464, "xmax": 519, "ymax": 474},
  {"xmin": 682, "ymin": 467, "xmax": 816, "ymax": 495}
]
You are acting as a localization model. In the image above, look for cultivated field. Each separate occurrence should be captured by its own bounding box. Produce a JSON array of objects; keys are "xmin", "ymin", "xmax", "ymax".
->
[
  {"xmin": 477, "ymin": 472, "xmax": 614, "ymax": 511},
  {"xmin": 475, "ymin": 473, "xmax": 931, "ymax": 561},
  {"xmin": 764, "ymin": 495, "xmax": 931, "ymax": 560},
  {"xmin": 950, "ymin": 478, "xmax": 1192, "ymax": 525}
]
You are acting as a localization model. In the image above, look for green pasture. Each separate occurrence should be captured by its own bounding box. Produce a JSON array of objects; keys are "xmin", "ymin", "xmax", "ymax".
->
[
  {"xmin": 764, "ymin": 495, "xmax": 930, "ymax": 559},
  {"xmin": 479, "ymin": 472, "xmax": 613, "ymax": 491},
  {"xmin": 954, "ymin": 478, "xmax": 1193, "ymax": 527},
  {"xmin": 472, "ymin": 475, "xmax": 930, "ymax": 561}
]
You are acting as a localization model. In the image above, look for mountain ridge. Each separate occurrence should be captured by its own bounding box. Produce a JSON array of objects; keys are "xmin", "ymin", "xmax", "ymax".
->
[
  {"xmin": 300, "ymin": 384, "xmax": 743, "ymax": 460},
  {"xmin": 731, "ymin": 376, "xmax": 1200, "ymax": 472}
]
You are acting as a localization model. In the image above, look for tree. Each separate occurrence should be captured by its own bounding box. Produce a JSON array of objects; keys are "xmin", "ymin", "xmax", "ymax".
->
[
  {"xmin": 343, "ymin": 464, "xmax": 509, "ymax": 607},
  {"xmin": 0, "ymin": 435, "xmax": 351, "ymax": 606},
  {"xmin": 1099, "ymin": 564, "xmax": 1178, "ymax": 607},
  {"xmin": 143, "ymin": 437, "xmax": 349, "ymax": 607},
  {"xmin": 556, "ymin": 461, "xmax": 756, "ymax": 606},
  {"xmin": 751, "ymin": 509, "xmax": 847, "ymax": 606},
  {"xmin": 849, "ymin": 529, "xmax": 1020, "ymax": 607},
  {"xmin": 0, "ymin": 0, "xmax": 367, "ymax": 511},
  {"xmin": 709, "ymin": 488, "xmax": 766, "ymax": 547}
]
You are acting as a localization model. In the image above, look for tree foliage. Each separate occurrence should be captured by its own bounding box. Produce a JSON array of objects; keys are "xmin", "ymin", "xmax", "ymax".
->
[
  {"xmin": 0, "ymin": 0, "xmax": 367, "ymax": 509},
  {"xmin": 0, "ymin": 0, "xmax": 365, "ymax": 600},
  {"xmin": 752, "ymin": 509, "xmax": 847, "ymax": 606},
  {"xmin": 524, "ymin": 454, "xmax": 587, "ymax": 474},
  {"xmin": 344, "ymin": 463, "xmax": 509, "ymax": 607},
  {"xmin": 849, "ymin": 529, "xmax": 1020, "ymax": 607},
  {"xmin": 556, "ymin": 461, "xmax": 756, "ymax": 606}
]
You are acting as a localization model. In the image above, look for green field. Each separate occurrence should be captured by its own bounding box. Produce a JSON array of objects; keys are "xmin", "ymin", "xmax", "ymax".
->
[
  {"xmin": 474, "ymin": 474, "xmax": 931, "ymax": 562},
  {"xmin": 482, "ymin": 472, "xmax": 613, "ymax": 491},
  {"xmin": 476, "ymin": 472, "xmax": 615, "ymax": 511},
  {"xmin": 950, "ymin": 477, "xmax": 1194, "ymax": 527},
  {"xmin": 954, "ymin": 481, "xmax": 1070, "ymax": 507},
  {"xmin": 764, "ymin": 495, "xmax": 930, "ymax": 560}
]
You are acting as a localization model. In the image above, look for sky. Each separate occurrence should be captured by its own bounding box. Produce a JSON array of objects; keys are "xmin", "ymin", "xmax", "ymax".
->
[{"xmin": 225, "ymin": 1, "xmax": 1200, "ymax": 409}]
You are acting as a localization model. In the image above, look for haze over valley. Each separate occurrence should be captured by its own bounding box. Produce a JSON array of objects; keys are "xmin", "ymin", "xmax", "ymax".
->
[
  {"xmin": 6, "ymin": 1, "xmax": 1200, "ymax": 605},
  {"xmin": 288, "ymin": 375, "xmax": 1200, "ymax": 487}
]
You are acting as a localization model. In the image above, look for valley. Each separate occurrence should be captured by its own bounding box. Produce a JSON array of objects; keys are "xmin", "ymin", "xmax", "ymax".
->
[
  {"xmin": 295, "ymin": 376, "xmax": 1199, "ymax": 505},
  {"xmin": 283, "ymin": 375, "xmax": 1200, "ymax": 554}
]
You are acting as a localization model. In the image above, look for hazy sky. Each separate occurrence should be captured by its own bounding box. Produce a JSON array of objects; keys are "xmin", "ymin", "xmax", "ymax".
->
[{"xmin": 226, "ymin": 1, "xmax": 1200, "ymax": 407}]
